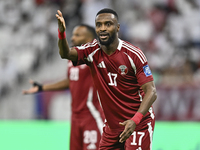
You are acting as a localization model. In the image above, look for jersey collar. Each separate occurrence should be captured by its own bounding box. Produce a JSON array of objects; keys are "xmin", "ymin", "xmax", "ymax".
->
[{"xmin": 117, "ymin": 38, "xmax": 123, "ymax": 51}]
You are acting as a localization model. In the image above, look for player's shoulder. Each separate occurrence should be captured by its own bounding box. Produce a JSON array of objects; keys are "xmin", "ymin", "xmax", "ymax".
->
[
  {"xmin": 121, "ymin": 39, "xmax": 142, "ymax": 52},
  {"xmin": 120, "ymin": 39, "xmax": 147, "ymax": 63}
]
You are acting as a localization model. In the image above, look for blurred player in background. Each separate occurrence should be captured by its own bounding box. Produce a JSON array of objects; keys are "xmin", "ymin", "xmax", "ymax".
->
[
  {"xmin": 56, "ymin": 8, "xmax": 157, "ymax": 150},
  {"xmin": 23, "ymin": 24, "xmax": 104, "ymax": 150}
]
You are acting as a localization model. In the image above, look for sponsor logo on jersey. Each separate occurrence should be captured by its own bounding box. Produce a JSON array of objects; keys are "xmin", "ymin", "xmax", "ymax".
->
[
  {"xmin": 143, "ymin": 65, "xmax": 152, "ymax": 77},
  {"xmin": 118, "ymin": 65, "xmax": 128, "ymax": 75},
  {"xmin": 97, "ymin": 61, "xmax": 106, "ymax": 68}
]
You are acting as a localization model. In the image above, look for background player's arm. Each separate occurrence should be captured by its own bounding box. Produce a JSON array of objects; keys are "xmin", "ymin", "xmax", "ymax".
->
[
  {"xmin": 56, "ymin": 10, "xmax": 78, "ymax": 61},
  {"xmin": 43, "ymin": 78, "xmax": 70, "ymax": 91},
  {"xmin": 22, "ymin": 79, "xmax": 70, "ymax": 94}
]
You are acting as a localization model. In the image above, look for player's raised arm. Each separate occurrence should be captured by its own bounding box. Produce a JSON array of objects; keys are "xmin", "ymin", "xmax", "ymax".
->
[{"xmin": 55, "ymin": 10, "xmax": 78, "ymax": 61}]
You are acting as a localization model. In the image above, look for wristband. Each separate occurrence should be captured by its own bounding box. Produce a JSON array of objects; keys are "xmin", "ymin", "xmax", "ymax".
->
[
  {"xmin": 131, "ymin": 112, "xmax": 143, "ymax": 125},
  {"xmin": 33, "ymin": 82, "xmax": 43, "ymax": 92},
  {"xmin": 58, "ymin": 29, "xmax": 66, "ymax": 39}
]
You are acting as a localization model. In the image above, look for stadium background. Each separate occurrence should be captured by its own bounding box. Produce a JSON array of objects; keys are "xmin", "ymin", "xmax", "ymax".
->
[{"xmin": 0, "ymin": 0, "xmax": 200, "ymax": 149}]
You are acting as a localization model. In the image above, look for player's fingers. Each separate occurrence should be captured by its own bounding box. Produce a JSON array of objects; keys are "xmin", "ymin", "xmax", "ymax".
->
[
  {"xmin": 119, "ymin": 130, "xmax": 125, "ymax": 138},
  {"xmin": 119, "ymin": 121, "xmax": 127, "ymax": 138},
  {"xmin": 119, "ymin": 124, "xmax": 128, "ymax": 139},
  {"xmin": 119, "ymin": 122, "xmax": 125, "ymax": 126},
  {"xmin": 55, "ymin": 14, "xmax": 59, "ymax": 18},
  {"xmin": 57, "ymin": 10, "xmax": 62, "ymax": 17},
  {"xmin": 56, "ymin": 15, "xmax": 63, "ymax": 25},
  {"xmin": 119, "ymin": 130, "xmax": 127, "ymax": 143},
  {"xmin": 22, "ymin": 90, "xmax": 26, "ymax": 94},
  {"xmin": 119, "ymin": 128, "xmax": 132, "ymax": 143},
  {"xmin": 22, "ymin": 90, "xmax": 30, "ymax": 95},
  {"xmin": 29, "ymin": 79, "xmax": 34, "ymax": 84},
  {"xmin": 55, "ymin": 14, "xmax": 62, "ymax": 21},
  {"xmin": 23, "ymin": 86, "xmax": 38, "ymax": 95},
  {"xmin": 55, "ymin": 11, "xmax": 63, "ymax": 20}
]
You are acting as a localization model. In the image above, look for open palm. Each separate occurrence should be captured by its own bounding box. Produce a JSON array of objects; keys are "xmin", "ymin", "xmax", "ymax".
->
[{"xmin": 22, "ymin": 80, "xmax": 39, "ymax": 94}]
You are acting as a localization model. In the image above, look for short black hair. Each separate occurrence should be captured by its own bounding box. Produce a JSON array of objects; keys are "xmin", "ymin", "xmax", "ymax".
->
[
  {"xmin": 96, "ymin": 8, "xmax": 118, "ymax": 20},
  {"xmin": 79, "ymin": 24, "xmax": 97, "ymax": 39}
]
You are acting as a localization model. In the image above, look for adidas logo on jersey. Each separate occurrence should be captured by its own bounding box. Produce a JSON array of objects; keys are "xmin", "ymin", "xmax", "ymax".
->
[{"xmin": 97, "ymin": 61, "xmax": 106, "ymax": 68}]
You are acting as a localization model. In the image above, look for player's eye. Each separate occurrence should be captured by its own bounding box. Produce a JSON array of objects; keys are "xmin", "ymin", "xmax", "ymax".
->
[
  {"xmin": 106, "ymin": 23, "xmax": 111, "ymax": 27},
  {"xmin": 96, "ymin": 23, "xmax": 101, "ymax": 28}
]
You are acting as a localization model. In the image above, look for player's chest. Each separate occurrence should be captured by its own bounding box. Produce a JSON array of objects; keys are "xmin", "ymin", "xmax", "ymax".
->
[{"xmin": 93, "ymin": 51, "xmax": 136, "ymax": 81}]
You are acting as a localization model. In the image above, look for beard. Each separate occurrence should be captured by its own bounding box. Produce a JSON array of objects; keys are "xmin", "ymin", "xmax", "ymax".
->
[{"xmin": 98, "ymin": 33, "xmax": 116, "ymax": 46}]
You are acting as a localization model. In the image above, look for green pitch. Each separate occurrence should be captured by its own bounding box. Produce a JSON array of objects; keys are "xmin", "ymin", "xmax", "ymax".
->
[
  {"xmin": 0, "ymin": 121, "xmax": 70, "ymax": 150},
  {"xmin": 0, "ymin": 121, "xmax": 199, "ymax": 150},
  {"xmin": 153, "ymin": 121, "xmax": 200, "ymax": 150}
]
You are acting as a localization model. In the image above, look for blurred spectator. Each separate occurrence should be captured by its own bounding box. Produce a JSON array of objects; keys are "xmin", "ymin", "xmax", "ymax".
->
[
  {"xmin": 80, "ymin": 0, "xmax": 112, "ymax": 27},
  {"xmin": 0, "ymin": 55, "xmax": 18, "ymax": 97}
]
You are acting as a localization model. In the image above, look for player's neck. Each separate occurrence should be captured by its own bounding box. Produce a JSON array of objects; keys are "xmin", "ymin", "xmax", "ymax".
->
[{"xmin": 101, "ymin": 38, "xmax": 119, "ymax": 56}]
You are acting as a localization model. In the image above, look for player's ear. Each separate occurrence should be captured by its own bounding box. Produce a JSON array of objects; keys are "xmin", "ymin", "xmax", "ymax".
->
[{"xmin": 117, "ymin": 23, "xmax": 120, "ymax": 32}]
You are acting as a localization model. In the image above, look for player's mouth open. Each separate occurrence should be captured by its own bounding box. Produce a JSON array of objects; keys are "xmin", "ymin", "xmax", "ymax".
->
[{"xmin": 100, "ymin": 34, "xmax": 109, "ymax": 39}]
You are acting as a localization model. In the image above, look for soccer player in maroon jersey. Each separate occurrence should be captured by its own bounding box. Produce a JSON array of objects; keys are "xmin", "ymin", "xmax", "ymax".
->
[
  {"xmin": 23, "ymin": 24, "xmax": 105, "ymax": 150},
  {"xmin": 56, "ymin": 8, "xmax": 157, "ymax": 150}
]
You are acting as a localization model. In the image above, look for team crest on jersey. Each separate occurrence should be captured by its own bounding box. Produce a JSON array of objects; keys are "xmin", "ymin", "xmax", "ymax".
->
[{"xmin": 118, "ymin": 65, "xmax": 128, "ymax": 75}]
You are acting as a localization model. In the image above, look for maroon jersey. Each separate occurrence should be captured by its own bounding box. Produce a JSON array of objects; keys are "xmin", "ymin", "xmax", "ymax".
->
[
  {"xmin": 74, "ymin": 39, "xmax": 154, "ymax": 129},
  {"xmin": 67, "ymin": 61, "xmax": 105, "ymax": 150},
  {"xmin": 67, "ymin": 60, "xmax": 103, "ymax": 121}
]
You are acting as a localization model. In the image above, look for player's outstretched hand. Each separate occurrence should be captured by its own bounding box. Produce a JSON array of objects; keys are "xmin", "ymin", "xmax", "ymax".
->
[
  {"xmin": 55, "ymin": 10, "xmax": 66, "ymax": 33},
  {"xmin": 22, "ymin": 80, "xmax": 42, "ymax": 95},
  {"xmin": 119, "ymin": 120, "xmax": 136, "ymax": 143}
]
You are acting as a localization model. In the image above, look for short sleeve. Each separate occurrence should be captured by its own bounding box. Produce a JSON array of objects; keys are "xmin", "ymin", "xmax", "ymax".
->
[
  {"xmin": 134, "ymin": 53, "xmax": 154, "ymax": 86},
  {"xmin": 72, "ymin": 39, "xmax": 99, "ymax": 66}
]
